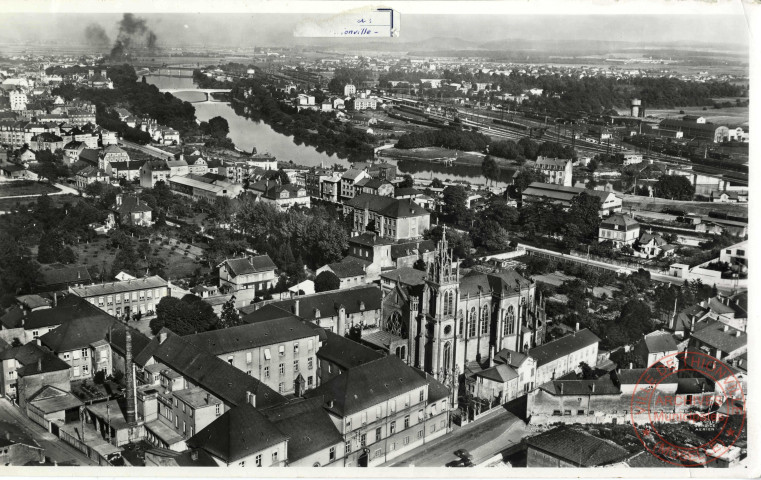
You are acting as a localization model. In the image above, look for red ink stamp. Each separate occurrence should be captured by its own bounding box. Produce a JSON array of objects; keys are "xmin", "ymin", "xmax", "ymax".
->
[{"xmin": 629, "ymin": 351, "xmax": 745, "ymax": 467}]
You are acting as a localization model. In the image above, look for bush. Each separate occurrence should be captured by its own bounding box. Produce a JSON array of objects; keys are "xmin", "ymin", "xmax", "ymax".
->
[{"xmin": 93, "ymin": 370, "xmax": 106, "ymax": 385}]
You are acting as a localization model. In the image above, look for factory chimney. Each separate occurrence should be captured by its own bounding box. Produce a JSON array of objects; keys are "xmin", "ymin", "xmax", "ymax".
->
[{"xmin": 125, "ymin": 327, "xmax": 136, "ymax": 426}]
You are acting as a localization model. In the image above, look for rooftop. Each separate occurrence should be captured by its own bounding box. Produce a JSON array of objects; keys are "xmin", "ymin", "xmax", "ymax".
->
[
  {"xmin": 316, "ymin": 330, "xmax": 383, "ymax": 370},
  {"xmin": 526, "ymin": 426, "xmax": 629, "ymax": 467},
  {"xmin": 304, "ymin": 355, "xmax": 428, "ymax": 416},
  {"xmin": 69, "ymin": 276, "xmax": 167, "ymax": 298},
  {"xmin": 528, "ymin": 329, "xmax": 600, "ymax": 367},
  {"xmin": 345, "ymin": 194, "xmax": 429, "ymax": 219}
]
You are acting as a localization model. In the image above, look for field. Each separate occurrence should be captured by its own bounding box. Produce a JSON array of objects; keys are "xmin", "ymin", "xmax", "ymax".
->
[
  {"xmin": 622, "ymin": 194, "xmax": 747, "ymax": 217},
  {"xmin": 61, "ymin": 237, "xmax": 201, "ymax": 281},
  {"xmin": 644, "ymin": 105, "xmax": 749, "ymax": 127},
  {"xmin": 0, "ymin": 193, "xmax": 77, "ymax": 212},
  {"xmin": 381, "ymin": 146, "xmax": 515, "ymax": 168},
  {"xmin": 0, "ymin": 181, "xmax": 59, "ymax": 198}
]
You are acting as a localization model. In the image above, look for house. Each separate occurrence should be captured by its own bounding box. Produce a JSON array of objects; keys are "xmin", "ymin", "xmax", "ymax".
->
[
  {"xmin": 535, "ymin": 157, "xmax": 573, "ymax": 187},
  {"xmin": 0, "ymin": 343, "xmax": 70, "ymax": 401},
  {"xmin": 0, "ymin": 431, "xmax": 46, "ymax": 465},
  {"xmin": 0, "ymin": 294, "xmax": 111, "ymax": 345},
  {"xmin": 183, "ymin": 315, "xmax": 322, "ymax": 395},
  {"xmin": 355, "ymin": 177, "xmax": 393, "ymax": 197},
  {"xmin": 38, "ymin": 316, "xmax": 117, "ymax": 381},
  {"xmin": 261, "ymin": 397, "xmax": 345, "ymax": 467},
  {"xmin": 168, "ymin": 174, "xmax": 243, "ymax": 200},
  {"xmin": 24, "ymin": 385, "xmax": 83, "ymax": 434},
  {"xmin": 315, "ymin": 262, "xmax": 367, "ymax": 289},
  {"xmin": 68, "ymin": 275, "xmax": 170, "ymax": 318},
  {"xmin": 75, "ymin": 165, "xmax": 108, "ymax": 191},
  {"xmin": 340, "ymin": 169, "xmax": 370, "ymax": 200},
  {"xmin": 316, "ymin": 331, "xmax": 383, "ymax": 385},
  {"xmin": 140, "ymin": 160, "xmax": 171, "ymax": 188},
  {"xmin": 658, "ymin": 119, "xmax": 729, "ymax": 143},
  {"xmin": 1, "ymin": 163, "xmax": 37, "ymax": 181},
  {"xmin": 245, "ymin": 285, "xmax": 383, "ymax": 336},
  {"xmin": 530, "ymin": 329, "xmax": 600, "ymax": 385},
  {"xmin": 38, "ymin": 265, "xmax": 91, "ymax": 292},
  {"xmin": 62, "ymin": 141, "xmax": 85, "ymax": 164},
  {"xmin": 493, "ymin": 348, "xmax": 537, "ymax": 395},
  {"xmin": 97, "ymin": 144, "xmax": 130, "ymax": 171},
  {"xmin": 217, "ymin": 256, "xmax": 277, "ymax": 295},
  {"xmin": 344, "ymin": 194, "xmax": 430, "ymax": 241},
  {"xmin": 166, "ymin": 158, "xmax": 189, "ymax": 177},
  {"xmin": 135, "ymin": 330, "xmax": 288, "ymax": 452},
  {"xmin": 256, "ymin": 183, "xmax": 310, "ymax": 211},
  {"xmin": 598, "ymin": 214, "xmax": 640, "ymax": 248},
  {"xmin": 526, "ymin": 426, "xmax": 629, "ymax": 467},
  {"xmin": 304, "ymin": 355, "xmax": 450, "ymax": 467},
  {"xmin": 185, "ymin": 403, "xmax": 288, "ymax": 467},
  {"xmin": 522, "ymin": 182, "xmax": 622, "ymax": 217},
  {"xmin": 710, "ymin": 190, "xmax": 747, "ymax": 203},
  {"xmin": 633, "ymin": 331, "xmax": 678, "ymax": 368},
  {"xmin": 688, "ymin": 320, "xmax": 746, "ymax": 362},
  {"xmin": 622, "ymin": 154, "xmax": 644, "ymax": 166},
  {"xmin": 637, "ymin": 232, "xmax": 676, "ymax": 258},
  {"xmin": 114, "ymin": 194, "xmax": 152, "ymax": 227}
]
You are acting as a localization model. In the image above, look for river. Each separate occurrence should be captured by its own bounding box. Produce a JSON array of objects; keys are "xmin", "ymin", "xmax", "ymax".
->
[{"xmin": 144, "ymin": 75, "xmax": 506, "ymax": 185}]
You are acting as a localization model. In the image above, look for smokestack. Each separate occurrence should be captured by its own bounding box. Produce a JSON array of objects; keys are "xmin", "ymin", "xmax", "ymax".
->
[{"xmin": 125, "ymin": 327, "xmax": 136, "ymax": 426}]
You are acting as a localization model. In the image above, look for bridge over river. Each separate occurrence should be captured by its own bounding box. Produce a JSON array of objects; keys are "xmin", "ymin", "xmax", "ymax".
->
[{"xmin": 159, "ymin": 88, "xmax": 232, "ymax": 103}]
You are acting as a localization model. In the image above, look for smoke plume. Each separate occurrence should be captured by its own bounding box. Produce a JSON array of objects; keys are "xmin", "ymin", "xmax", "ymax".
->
[
  {"xmin": 109, "ymin": 13, "xmax": 158, "ymax": 61},
  {"xmin": 84, "ymin": 24, "xmax": 111, "ymax": 48}
]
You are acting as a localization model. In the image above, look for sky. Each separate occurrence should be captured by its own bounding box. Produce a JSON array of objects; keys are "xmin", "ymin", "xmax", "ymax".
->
[{"xmin": 0, "ymin": 12, "xmax": 750, "ymax": 50}]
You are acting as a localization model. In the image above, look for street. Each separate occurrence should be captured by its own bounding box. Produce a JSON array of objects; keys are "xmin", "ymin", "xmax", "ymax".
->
[
  {"xmin": 382, "ymin": 406, "xmax": 526, "ymax": 467},
  {"xmin": 0, "ymin": 397, "xmax": 97, "ymax": 466}
]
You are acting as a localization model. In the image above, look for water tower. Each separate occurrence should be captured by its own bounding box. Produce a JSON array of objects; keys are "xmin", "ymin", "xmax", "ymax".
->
[{"xmin": 630, "ymin": 98, "xmax": 641, "ymax": 117}]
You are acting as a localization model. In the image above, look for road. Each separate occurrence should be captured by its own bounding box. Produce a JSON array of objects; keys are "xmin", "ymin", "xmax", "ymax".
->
[
  {"xmin": 118, "ymin": 139, "xmax": 174, "ymax": 159},
  {"xmin": 0, "ymin": 397, "xmax": 97, "ymax": 466},
  {"xmin": 382, "ymin": 407, "xmax": 526, "ymax": 467}
]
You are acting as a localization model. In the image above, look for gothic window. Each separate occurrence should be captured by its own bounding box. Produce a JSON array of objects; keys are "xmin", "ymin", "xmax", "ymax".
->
[
  {"xmin": 442, "ymin": 342, "xmax": 452, "ymax": 373},
  {"xmin": 387, "ymin": 311, "xmax": 404, "ymax": 338},
  {"xmin": 443, "ymin": 290, "xmax": 455, "ymax": 317},
  {"xmin": 458, "ymin": 310, "xmax": 464, "ymax": 336},
  {"xmin": 506, "ymin": 306, "xmax": 515, "ymax": 336},
  {"xmin": 468, "ymin": 308, "xmax": 477, "ymax": 337},
  {"xmin": 480, "ymin": 306, "xmax": 489, "ymax": 335}
]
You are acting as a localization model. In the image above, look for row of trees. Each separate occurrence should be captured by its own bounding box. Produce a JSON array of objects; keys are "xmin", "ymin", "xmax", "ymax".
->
[{"xmin": 394, "ymin": 128, "xmax": 490, "ymax": 151}]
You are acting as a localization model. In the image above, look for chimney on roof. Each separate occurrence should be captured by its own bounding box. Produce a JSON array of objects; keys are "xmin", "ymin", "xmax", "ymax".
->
[
  {"xmin": 191, "ymin": 450, "xmax": 199, "ymax": 461},
  {"xmin": 559, "ymin": 383, "xmax": 563, "ymax": 394},
  {"xmin": 53, "ymin": 292, "xmax": 57, "ymax": 307},
  {"xmin": 37, "ymin": 358, "xmax": 42, "ymax": 372},
  {"xmin": 592, "ymin": 383, "xmax": 596, "ymax": 393},
  {"xmin": 488, "ymin": 346, "xmax": 494, "ymax": 367},
  {"xmin": 294, "ymin": 299, "xmax": 300, "ymax": 317},
  {"xmin": 159, "ymin": 332, "xmax": 168, "ymax": 344},
  {"xmin": 575, "ymin": 322, "xmax": 579, "ymax": 332},
  {"xmin": 724, "ymin": 325, "xmax": 729, "ymax": 332},
  {"xmin": 205, "ymin": 393, "xmax": 210, "ymax": 404},
  {"xmin": 735, "ymin": 331, "xmax": 741, "ymax": 338},
  {"xmin": 629, "ymin": 362, "xmax": 633, "ymax": 369}
]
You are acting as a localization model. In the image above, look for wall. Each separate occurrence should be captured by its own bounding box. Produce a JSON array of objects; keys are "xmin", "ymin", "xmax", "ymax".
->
[{"xmin": 17, "ymin": 369, "xmax": 71, "ymax": 409}]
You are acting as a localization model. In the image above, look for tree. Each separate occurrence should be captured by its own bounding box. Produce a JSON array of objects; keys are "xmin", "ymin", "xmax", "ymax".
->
[
  {"xmin": 441, "ymin": 185, "xmax": 470, "ymax": 226},
  {"xmin": 218, "ymin": 297, "xmax": 243, "ymax": 329},
  {"xmin": 471, "ymin": 218, "xmax": 510, "ymax": 252},
  {"xmin": 654, "ymin": 175, "xmax": 695, "ymax": 200},
  {"xmin": 430, "ymin": 178, "xmax": 444, "ymax": 188},
  {"xmin": 11, "ymin": 338, "xmax": 22, "ymax": 347},
  {"xmin": 399, "ymin": 174, "xmax": 414, "ymax": 189},
  {"xmin": 150, "ymin": 295, "xmax": 219, "ymax": 336},
  {"xmin": 413, "ymin": 259, "xmax": 427, "ymax": 271},
  {"xmin": 37, "ymin": 230, "xmax": 64, "ymax": 264},
  {"xmin": 277, "ymin": 169, "xmax": 291, "ymax": 185},
  {"xmin": 93, "ymin": 370, "xmax": 106, "ymax": 385},
  {"xmin": 480, "ymin": 155, "xmax": 500, "ymax": 186},
  {"xmin": 314, "ymin": 270, "xmax": 340, "ymax": 293},
  {"xmin": 511, "ymin": 167, "xmax": 545, "ymax": 197}
]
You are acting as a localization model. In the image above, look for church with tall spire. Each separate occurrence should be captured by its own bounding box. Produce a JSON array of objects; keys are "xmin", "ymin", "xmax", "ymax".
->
[{"xmin": 380, "ymin": 226, "xmax": 546, "ymax": 383}]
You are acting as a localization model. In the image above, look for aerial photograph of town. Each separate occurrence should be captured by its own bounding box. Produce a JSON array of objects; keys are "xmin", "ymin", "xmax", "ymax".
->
[{"xmin": 0, "ymin": 1, "xmax": 753, "ymax": 474}]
